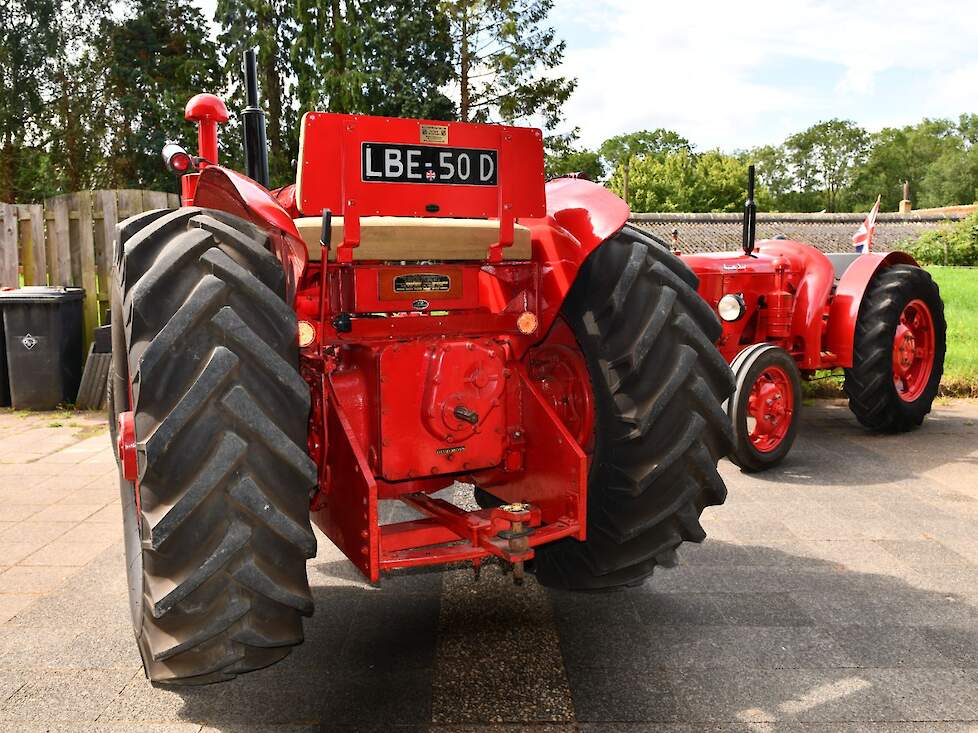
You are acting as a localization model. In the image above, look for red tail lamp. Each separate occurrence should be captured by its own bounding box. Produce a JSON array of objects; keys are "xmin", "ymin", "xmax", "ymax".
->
[{"xmin": 162, "ymin": 143, "xmax": 193, "ymax": 174}]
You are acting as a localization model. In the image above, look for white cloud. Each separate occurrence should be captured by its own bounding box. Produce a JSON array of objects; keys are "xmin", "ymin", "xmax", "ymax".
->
[{"xmin": 552, "ymin": 0, "xmax": 978, "ymax": 150}]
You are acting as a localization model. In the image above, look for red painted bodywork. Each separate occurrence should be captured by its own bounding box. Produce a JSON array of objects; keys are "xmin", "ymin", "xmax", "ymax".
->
[
  {"xmin": 685, "ymin": 241, "xmax": 919, "ymax": 371},
  {"xmin": 297, "ymin": 112, "xmax": 547, "ymax": 262},
  {"xmin": 177, "ymin": 101, "xmax": 623, "ymax": 582}
]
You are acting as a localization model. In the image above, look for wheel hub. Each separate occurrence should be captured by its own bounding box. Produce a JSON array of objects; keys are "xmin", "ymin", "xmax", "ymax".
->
[
  {"xmin": 891, "ymin": 298, "xmax": 935, "ymax": 402},
  {"xmin": 746, "ymin": 366, "xmax": 794, "ymax": 453},
  {"xmin": 526, "ymin": 320, "xmax": 594, "ymax": 449},
  {"xmin": 116, "ymin": 411, "xmax": 138, "ymax": 483}
]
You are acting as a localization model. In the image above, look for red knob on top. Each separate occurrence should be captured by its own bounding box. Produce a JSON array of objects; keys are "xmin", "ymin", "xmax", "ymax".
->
[
  {"xmin": 184, "ymin": 93, "xmax": 230, "ymax": 123},
  {"xmin": 184, "ymin": 94, "xmax": 228, "ymax": 166}
]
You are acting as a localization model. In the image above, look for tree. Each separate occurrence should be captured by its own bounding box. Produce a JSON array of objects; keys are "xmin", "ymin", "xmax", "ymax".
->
[
  {"xmin": 100, "ymin": 0, "xmax": 220, "ymax": 192},
  {"xmin": 218, "ymin": 0, "xmax": 296, "ymax": 184},
  {"xmin": 850, "ymin": 119, "xmax": 961, "ymax": 211},
  {"xmin": 0, "ymin": 0, "xmax": 57, "ymax": 201},
  {"xmin": 544, "ymin": 129, "xmax": 602, "ymax": 181},
  {"xmin": 784, "ymin": 119, "xmax": 869, "ymax": 212},
  {"xmin": 293, "ymin": 1, "xmax": 455, "ymax": 118},
  {"xmin": 742, "ymin": 144, "xmax": 799, "ymax": 211},
  {"xmin": 443, "ymin": 0, "xmax": 575, "ymax": 128},
  {"xmin": 599, "ymin": 129, "xmax": 690, "ymax": 203},
  {"xmin": 919, "ymin": 147, "xmax": 978, "ymax": 208},
  {"xmin": 0, "ymin": 0, "xmax": 110, "ymax": 201},
  {"xmin": 619, "ymin": 148, "xmax": 764, "ymax": 213},
  {"xmin": 358, "ymin": 0, "xmax": 455, "ymax": 119}
]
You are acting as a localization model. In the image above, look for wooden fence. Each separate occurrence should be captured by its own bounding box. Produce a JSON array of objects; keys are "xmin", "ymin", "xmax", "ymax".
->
[{"xmin": 0, "ymin": 189, "xmax": 180, "ymax": 350}]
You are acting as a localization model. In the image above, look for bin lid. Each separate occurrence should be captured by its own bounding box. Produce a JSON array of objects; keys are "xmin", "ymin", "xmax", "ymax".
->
[{"xmin": 0, "ymin": 286, "xmax": 84, "ymax": 304}]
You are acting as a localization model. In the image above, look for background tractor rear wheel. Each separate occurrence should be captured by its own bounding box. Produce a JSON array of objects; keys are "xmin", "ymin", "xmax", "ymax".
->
[
  {"xmin": 726, "ymin": 344, "xmax": 801, "ymax": 472},
  {"xmin": 531, "ymin": 226, "xmax": 734, "ymax": 590},
  {"xmin": 108, "ymin": 208, "xmax": 317, "ymax": 685},
  {"xmin": 844, "ymin": 264, "xmax": 946, "ymax": 432}
]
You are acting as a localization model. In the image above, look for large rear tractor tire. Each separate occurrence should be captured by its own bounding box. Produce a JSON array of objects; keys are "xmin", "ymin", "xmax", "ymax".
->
[
  {"xmin": 531, "ymin": 226, "xmax": 735, "ymax": 590},
  {"xmin": 108, "ymin": 208, "xmax": 317, "ymax": 685},
  {"xmin": 844, "ymin": 264, "xmax": 946, "ymax": 432}
]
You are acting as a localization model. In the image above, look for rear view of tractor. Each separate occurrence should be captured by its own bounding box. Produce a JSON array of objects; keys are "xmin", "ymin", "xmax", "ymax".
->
[
  {"xmin": 107, "ymin": 54, "xmax": 734, "ymax": 684},
  {"xmin": 681, "ymin": 168, "xmax": 946, "ymax": 471}
]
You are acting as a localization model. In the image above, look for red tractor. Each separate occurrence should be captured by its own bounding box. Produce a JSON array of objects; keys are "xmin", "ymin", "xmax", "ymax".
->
[
  {"xmin": 678, "ymin": 169, "xmax": 946, "ymax": 471},
  {"xmin": 107, "ymin": 55, "xmax": 734, "ymax": 684}
]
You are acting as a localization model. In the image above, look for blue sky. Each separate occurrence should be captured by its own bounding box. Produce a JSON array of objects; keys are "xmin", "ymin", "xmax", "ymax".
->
[
  {"xmin": 550, "ymin": 0, "xmax": 978, "ymax": 151},
  {"xmin": 192, "ymin": 0, "xmax": 978, "ymax": 152}
]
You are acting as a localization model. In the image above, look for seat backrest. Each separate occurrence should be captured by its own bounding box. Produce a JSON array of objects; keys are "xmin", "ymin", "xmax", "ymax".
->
[{"xmin": 294, "ymin": 216, "xmax": 533, "ymax": 261}]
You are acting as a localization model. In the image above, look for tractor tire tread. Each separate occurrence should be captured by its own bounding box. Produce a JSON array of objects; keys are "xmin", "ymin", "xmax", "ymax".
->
[
  {"xmin": 112, "ymin": 207, "xmax": 315, "ymax": 685},
  {"xmin": 532, "ymin": 225, "xmax": 734, "ymax": 590},
  {"xmin": 843, "ymin": 264, "xmax": 946, "ymax": 432}
]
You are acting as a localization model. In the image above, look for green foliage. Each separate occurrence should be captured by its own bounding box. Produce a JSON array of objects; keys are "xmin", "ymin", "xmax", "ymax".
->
[
  {"xmin": 617, "ymin": 148, "xmax": 768, "ymax": 213},
  {"xmin": 100, "ymin": 0, "xmax": 219, "ymax": 192},
  {"xmin": 852, "ymin": 118, "xmax": 964, "ymax": 211},
  {"xmin": 0, "ymin": 0, "xmax": 111, "ymax": 199},
  {"xmin": 783, "ymin": 119, "xmax": 869, "ymax": 212},
  {"xmin": 444, "ymin": 0, "xmax": 574, "ymax": 128},
  {"xmin": 598, "ymin": 129, "xmax": 691, "ymax": 201},
  {"xmin": 0, "ymin": 0, "xmax": 59, "ymax": 200},
  {"xmin": 904, "ymin": 213, "xmax": 978, "ymax": 267},
  {"xmin": 544, "ymin": 129, "xmax": 602, "ymax": 181},
  {"xmin": 358, "ymin": 0, "xmax": 455, "ymax": 120},
  {"xmin": 292, "ymin": 0, "xmax": 453, "ymax": 119},
  {"xmin": 218, "ymin": 0, "xmax": 297, "ymax": 185},
  {"xmin": 598, "ymin": 129, "xmax": 690, "ymax": 169}
]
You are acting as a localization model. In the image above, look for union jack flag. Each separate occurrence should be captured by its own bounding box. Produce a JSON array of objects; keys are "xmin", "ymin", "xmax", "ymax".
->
[
  {"xmin": 426, "ymin": 170, "xmax": 437, "ymax": 181},
  {"xmin": 853, "ymin": 195, "xmax": 881, "ymax": 253}
]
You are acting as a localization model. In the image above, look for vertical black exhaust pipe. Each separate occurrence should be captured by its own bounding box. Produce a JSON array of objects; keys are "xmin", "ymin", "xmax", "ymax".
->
[
  {"xmin": 242, "ymin": 49, "xmax": 270, "ymax": 188},
  {"xmin": 742, "ymin": 164, "xmax": 757, "ymax": 256}
]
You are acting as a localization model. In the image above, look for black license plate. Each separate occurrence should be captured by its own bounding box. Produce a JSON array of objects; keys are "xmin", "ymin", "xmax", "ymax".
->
[{"xmin": 361, "ymin": 142, "xmax": 497, "ymax": 186}]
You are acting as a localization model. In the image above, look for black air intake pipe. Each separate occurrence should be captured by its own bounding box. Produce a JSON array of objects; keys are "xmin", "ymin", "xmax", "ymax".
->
[{"xmin": 242, "ymin": 49, "xmax": 270, "ymax": 188}]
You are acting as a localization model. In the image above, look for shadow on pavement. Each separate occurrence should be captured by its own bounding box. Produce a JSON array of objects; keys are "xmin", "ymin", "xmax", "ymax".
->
[
  {"xmin": 170, "ymin": 539, "xmax": 978, "ymax": 730},
  {"xmin": 735, "ymin": 401, "xmax": 978, "ymax": 487}
]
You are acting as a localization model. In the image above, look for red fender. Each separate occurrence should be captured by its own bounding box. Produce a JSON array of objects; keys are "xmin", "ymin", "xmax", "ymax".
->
[
  {"xmin": 826, "ymin": 251, "xmax": 919, "ymax": 367},
  {"xmin": 543, "ymin": 177, "xmax": 631, "ymax": 251},
  {"xmin": 525, "ymin": 178, "xmax": 630, "ymax": 336},
  {"xmin": 193, "ymin": 166, "xmax": 308, "ymax": 303}
]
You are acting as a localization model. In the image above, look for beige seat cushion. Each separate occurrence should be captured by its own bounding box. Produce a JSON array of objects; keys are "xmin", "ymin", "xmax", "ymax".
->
[{"xmin": 294, "ymin": 216, "xmax": 532, "ymax": 261}]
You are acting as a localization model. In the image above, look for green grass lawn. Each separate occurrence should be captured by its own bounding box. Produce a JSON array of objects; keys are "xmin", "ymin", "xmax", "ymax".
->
[{"xmin": 928, "ymin": 266, "xmax": 978, "ymax": 397}]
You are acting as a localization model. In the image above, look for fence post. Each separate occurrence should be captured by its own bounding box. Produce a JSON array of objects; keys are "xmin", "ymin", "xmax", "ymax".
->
[
  {"xmin": 28, "ymin": 205, "xmax": 45, "ymax": 285},
  {"xmin": 77, "ymin": 192, "xmax": 99, "ymax": 351},
  {"xmin": 49, "ymin": 195, "xmax": 71, "ymax": 286},
  {"xmin": 97, "ymin": 191, "xmax": 118, "ymax": 324},
  {"xmin": 0, "ymin": 203, "xmax": 18, "ymax": 286}
]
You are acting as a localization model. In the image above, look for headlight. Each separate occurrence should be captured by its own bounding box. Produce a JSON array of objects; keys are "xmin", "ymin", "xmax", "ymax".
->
[{"xmin": 718, "ymin": 293, "xmax": 746, "ymax": 322}]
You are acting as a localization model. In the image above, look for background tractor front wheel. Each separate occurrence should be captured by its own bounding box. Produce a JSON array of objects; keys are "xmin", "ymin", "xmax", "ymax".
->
[
  {"xmin": 531, "ymin": 226, "xmax": 734, "ymax": 591},
  {"xmin": 109, "ymin": 208, "xmax": 317, "ymax": 685},
  {"xmin": 726, "ymin": 344, "xmax": 802, "ymax": 472},
  {"xmin": 844, "ymin": 264, "xmax": 946, "ymax": 432}
]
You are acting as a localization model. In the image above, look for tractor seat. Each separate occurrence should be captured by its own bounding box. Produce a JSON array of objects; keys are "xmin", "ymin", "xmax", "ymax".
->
[{"xmin": 293, "ymin": 216, "xmax": 533, "ymax": 261}]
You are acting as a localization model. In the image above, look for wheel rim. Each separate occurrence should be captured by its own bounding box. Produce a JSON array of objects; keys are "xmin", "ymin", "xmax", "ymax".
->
[
  {"xmin": 526, "ymin": 317, "xmax": 595, "ymax": 451},
  {"xmin": 746, "ymin": 365, "xmax": 794, "ymax": 453},
  {"xmin": 892, "ymin": 298, "xmax": 935, "ymax": 402},
  {"xmin": 108, "ymin": 367, "xmax": 144, "ymax": 635}
]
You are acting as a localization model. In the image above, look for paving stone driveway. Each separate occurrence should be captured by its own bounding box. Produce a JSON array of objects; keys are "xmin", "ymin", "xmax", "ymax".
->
[{"xmin": 0, "ymin": 400, "xmax": 977, "ymax": 732}]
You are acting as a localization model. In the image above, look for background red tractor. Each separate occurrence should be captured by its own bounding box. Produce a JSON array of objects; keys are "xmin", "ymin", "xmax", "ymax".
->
[
  {"xmin": 677, "ymin": 169, "xmax": 946, "ymax": 471},
  {"xmin": 107, "ymin": 54, "xmax": 734, "ymax": 684}
]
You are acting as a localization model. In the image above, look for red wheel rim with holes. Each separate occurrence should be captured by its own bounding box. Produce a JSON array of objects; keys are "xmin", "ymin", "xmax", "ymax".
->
[
  {"xmin": 746, "ymin": 365, "xmax": 794, "ymax": 453},
  {"xmin": 526, "ymin": 318, "xmax": 595, "ymax": 451},
  {"xmin": 892, "ymin": 298, "xmax": 935, "ymax": 402}
]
